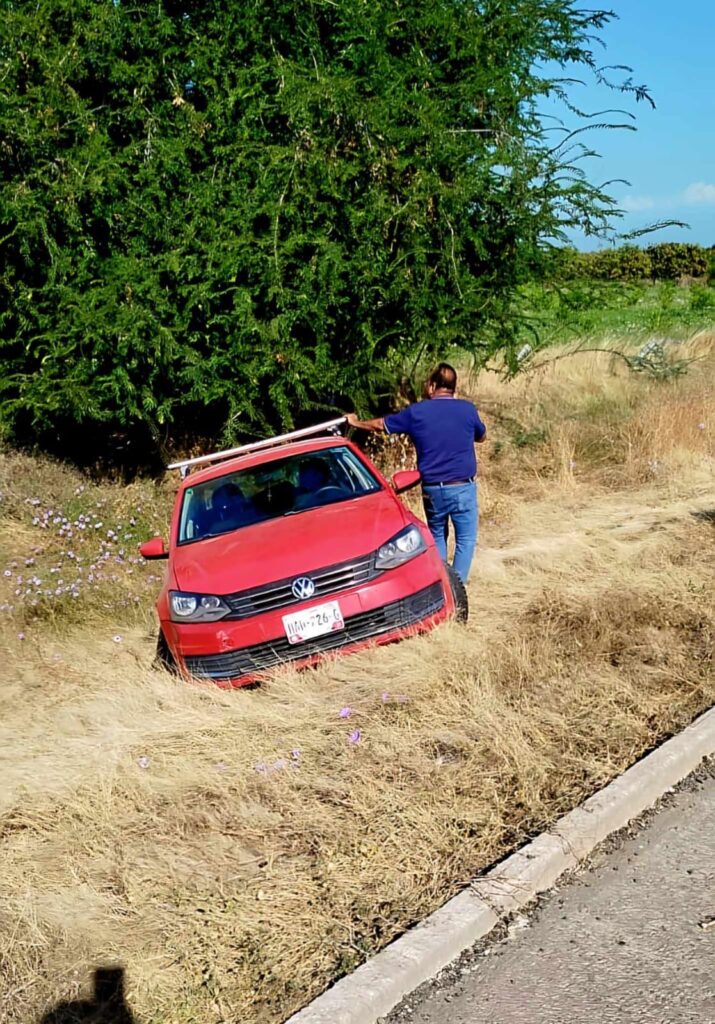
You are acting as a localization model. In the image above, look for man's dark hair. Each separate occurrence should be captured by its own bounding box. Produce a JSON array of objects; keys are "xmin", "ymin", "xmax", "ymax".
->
[
  {"xmin": 298, "ymin": 456, "xmax": 331, "ymax": 487},
  {"xmin": 214, "ymin": 482, "xmax": 242, "ymax": 503},
  {"xmin": 429, "ymin": 362, "xmax": 457, "ymax": 393}
]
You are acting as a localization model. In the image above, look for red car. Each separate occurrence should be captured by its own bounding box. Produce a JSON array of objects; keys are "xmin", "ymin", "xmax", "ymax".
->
[{"xmin": 140, "ymin": 422, "xmax": 468, "ymax": 687}]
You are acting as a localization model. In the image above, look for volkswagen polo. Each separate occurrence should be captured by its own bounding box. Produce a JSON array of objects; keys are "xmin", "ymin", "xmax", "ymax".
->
[{"xmin": 140, "ymin": 421, "xmax": 467, "ymax": 687}]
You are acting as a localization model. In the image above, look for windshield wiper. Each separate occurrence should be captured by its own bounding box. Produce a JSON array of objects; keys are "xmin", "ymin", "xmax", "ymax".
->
[{"xmin": 191, "ymin": 527, "xmax": 240, "ymax": 541}]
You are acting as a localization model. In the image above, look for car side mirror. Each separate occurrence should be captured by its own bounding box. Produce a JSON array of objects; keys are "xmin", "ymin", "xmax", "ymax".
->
[
  {"xmin": 392, "ymin": 469, "xmax": 421, "ymax": 494},
  {"xmin": 139, "ymin": 536, "xmax": 168, "ymax": 560}
]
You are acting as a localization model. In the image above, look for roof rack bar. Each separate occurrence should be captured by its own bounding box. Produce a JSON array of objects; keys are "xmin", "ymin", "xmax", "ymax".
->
[{"xmin": 167, "ymin": 417, "xmax": 347, "ymax": 474}]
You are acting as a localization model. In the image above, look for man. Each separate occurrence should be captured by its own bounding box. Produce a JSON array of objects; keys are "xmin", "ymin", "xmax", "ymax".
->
[
  {"xmin": 296, "ymin": 455, "xmax": 332, "ymax": 496},
  {"xmin": 295, "ymin": 455, "xmax": 335, "ymax": 508},
  {"xmin": 210, "ymin": 480, "xmax": 254, "ymax": 533},
  {"xmin": 346, "ymin": 362, "xmax": 486, "ymax": 582}
]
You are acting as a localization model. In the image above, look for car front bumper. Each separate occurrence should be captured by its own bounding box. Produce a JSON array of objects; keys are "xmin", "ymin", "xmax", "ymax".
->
[{"xmin": 163, "ymin": 553, "xmax": 452, "ymax": 685}]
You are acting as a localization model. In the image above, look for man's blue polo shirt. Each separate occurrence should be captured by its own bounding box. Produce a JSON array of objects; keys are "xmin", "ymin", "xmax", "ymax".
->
[{"xmin": 384, "ymin": 396, "xmax": 487, "ymax": 485}]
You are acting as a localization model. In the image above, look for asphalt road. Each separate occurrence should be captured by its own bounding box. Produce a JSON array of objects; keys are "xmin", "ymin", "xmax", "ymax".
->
[{"xmin": 388, "ymin": 762, "xmax": 715, "ymax": 1024}]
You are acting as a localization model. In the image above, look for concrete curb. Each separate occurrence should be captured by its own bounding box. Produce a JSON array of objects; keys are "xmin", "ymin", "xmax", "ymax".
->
[{"xmin": 286, "ymin": 706, "xmax": 715, "ymax": 1024}]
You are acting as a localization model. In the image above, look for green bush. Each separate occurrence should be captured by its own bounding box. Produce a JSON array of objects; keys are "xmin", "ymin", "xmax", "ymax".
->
[
  {"xmin": 559, "ymin": 243, "xmax": 709, "ymax": 284},
  {"xmin": 646, "ymin": 243, "xmax": 708, "ymax": 281},
  {"xmin": 585, "ymin": 246, "xmax": 652, "ymax": 281},
  {"xmin": 689, "ymin": 284, "xmax": 715, "ymax": 314},
  {"xmin": 614, "ymin": 245, "xmax": 652, "ymax": 281},
  {"xmin": 705, "ymin": 246, "xmax": 715, "ymax": 284}
]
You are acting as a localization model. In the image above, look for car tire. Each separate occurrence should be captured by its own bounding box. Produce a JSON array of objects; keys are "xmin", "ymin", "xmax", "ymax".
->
[
  {"xmin": 154, "ymin": 629, "xmax": 178, "ymax": 674},
  {"xmin": 446, "ymin": 565, "xmax": 469, "ymax": 623}
]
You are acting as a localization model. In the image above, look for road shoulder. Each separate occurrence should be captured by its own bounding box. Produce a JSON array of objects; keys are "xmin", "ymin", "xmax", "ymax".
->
[
  {"xmin": 286, "ymin": 707, "xmax": 715, "ymax": 1024},
  {"xmin": 387, "ymin": 757, "xmax": 715, "ymax": 1024}
]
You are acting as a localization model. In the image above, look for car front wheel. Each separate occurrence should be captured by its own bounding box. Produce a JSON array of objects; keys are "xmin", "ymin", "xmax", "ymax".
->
[
  {"xmin": 154, "ymin": 629, "xmax": 178, "ymax": 673},
  {"xmin": 446, "ymin": 565, "xmax": 469, "ymax": 623}
]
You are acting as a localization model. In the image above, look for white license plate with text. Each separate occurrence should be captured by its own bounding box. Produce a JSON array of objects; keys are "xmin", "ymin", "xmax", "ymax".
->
[{"xmin": 282, "ymin": 600, "xmax": 345, "ymax": 645}]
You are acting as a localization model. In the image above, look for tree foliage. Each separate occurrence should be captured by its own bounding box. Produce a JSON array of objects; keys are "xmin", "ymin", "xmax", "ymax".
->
[
  {"xmin": 0, "ymin": 0, "xmax": 650, "ymax": 462},
  {"xmin": 646, "ymin": 243, "xmax": 709, "ymax": 281},
  {"xmin": 587, "ymin": 245, "xmax": 653, "ymax": 281},
  {"xmin": 553, "ymin": 243, "xmax": 709, "ymax": 282}
]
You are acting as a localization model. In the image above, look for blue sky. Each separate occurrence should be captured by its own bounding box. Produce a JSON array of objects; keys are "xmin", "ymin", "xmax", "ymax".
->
[{"xmin": 541, "ymin": 0, "xmax": 715, "ymax": 248}]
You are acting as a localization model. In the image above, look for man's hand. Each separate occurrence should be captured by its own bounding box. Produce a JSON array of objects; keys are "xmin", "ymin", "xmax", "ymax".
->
[{"xmin": 345, "ymin": 412, "xmax": 386, "ymax": 432}]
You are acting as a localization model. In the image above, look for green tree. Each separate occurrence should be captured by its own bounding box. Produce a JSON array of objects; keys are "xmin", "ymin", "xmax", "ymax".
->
[
  {"xmin": 0, "ymin": 0, "xmax": 652, "ymax": 464},
  {"xmin": 578, "ymin": 245, "xmax": 652, "ymax": 281},
  {"xmin": 647, "ymin": 243, "xmax": 708, "ymax": 281}
]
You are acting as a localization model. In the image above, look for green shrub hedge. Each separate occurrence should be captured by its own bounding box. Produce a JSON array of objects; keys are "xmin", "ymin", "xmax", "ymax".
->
[{"xmin": 557, "ymin": 242, "xmax": 710, "ymax": 282}]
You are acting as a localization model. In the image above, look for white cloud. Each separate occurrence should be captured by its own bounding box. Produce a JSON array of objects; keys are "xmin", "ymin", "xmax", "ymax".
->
[
  {"xmin": 618, "ymin": 182, "xmax": 715, "ymax": 213},
  {"xmin": 620, "ymin": 194, "xmax": 656, "ymax": 212},
  {"xmin": 683, "ymin": 182, "xmax": 715, "ymax": 205}
]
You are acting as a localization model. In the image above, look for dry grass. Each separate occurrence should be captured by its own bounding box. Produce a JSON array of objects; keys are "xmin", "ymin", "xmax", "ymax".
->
[
  {"xmin": 473, "ymin": 331, "xmax": 714, "ymax": 498},
  {"xmin": 1, "ymin": 337, "xmax": 714, "ymax": 1023}
]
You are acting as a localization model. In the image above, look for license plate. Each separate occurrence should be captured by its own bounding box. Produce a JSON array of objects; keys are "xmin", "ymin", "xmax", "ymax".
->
[{"xmin": 282, "ymin": 600, "xmax": 345, "ymax": 645}]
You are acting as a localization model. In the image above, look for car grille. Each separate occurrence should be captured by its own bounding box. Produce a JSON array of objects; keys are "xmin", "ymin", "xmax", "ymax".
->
[
  {"xmin": 222, "ymin": 553, "xmax": 379, "ymax": 619},
  {"xmin": 184, "ymin": 582, "xmax": 445, "ymax": 680}
]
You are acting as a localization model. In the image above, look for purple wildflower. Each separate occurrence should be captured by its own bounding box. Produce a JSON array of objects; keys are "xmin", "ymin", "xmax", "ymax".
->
[
  {"xmin": 347, "ymin": 729, "xmax": 362, "ymax": 745},
  {"xmin": 339, "ymin": 706, "xmax": 352, "ymax": 719}
]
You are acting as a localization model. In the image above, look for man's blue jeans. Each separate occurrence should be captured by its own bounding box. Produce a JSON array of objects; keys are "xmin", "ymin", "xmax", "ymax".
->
[{"xmin": 422, "ymin": 482, "xmax": 478, "ymax": 582}]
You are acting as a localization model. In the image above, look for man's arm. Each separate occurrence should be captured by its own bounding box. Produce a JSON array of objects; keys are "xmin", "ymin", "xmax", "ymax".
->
[
  {"xmin": 347, "ymin": 405, "xmax": 413, "ymax": 435},
  {"xmin": 474, "ymin": 408, "xmax": 487, "ymax": 443},
  {"xmin": 346, "ymin": 412, "xmax": 385, "ymax": 432}
]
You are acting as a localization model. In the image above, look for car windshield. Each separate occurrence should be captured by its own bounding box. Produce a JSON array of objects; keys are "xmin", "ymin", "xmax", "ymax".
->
[{"xmin": 178, "ymin": 446, "xmax": 382, "ymax": 544}]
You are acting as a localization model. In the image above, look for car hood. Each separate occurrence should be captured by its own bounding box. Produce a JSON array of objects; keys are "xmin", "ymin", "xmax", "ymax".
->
[{"xmin": 172, "ymin": 490, "xmax": 410, "ymax": 594}]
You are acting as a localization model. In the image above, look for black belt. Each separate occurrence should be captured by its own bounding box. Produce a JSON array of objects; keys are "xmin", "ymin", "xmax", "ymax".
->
[{"xmin": 423, "ymin": 477, "xmax": 475, "ymax": 487}]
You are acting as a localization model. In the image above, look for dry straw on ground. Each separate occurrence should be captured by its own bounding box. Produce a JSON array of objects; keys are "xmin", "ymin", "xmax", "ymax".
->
[{"xmin": 1, "ymin": 337, "xmax": 714, "ymax": 1023}]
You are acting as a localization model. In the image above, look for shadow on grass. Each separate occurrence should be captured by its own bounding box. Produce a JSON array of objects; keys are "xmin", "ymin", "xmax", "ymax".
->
[{"xmin": 39, "ymin": 968, "xmax": 136, "ymax": 1024}]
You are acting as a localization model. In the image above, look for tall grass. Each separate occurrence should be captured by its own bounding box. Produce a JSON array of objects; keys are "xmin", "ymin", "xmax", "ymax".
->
[{"xmin": 1, "ymin": 336, "xmax": 713, "ymax": 1023}]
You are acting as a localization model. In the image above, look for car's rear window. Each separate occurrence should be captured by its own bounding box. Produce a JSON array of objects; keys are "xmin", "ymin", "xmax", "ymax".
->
[{"xmin": 178, "ymin": 446, "xmax": 382, "ymax": 544}]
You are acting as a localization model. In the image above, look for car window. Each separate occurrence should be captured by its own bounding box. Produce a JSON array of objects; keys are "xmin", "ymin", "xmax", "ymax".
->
[{"xmin": 178, "ymin": 447, "xmax": 382, "ymax": 544}]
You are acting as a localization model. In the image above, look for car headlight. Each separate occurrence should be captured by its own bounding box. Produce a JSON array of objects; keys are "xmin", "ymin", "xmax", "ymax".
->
[
  {"xmin": 169, "ymin": 591, "xmax": 230, "ymax": 622},
  {"xmin": 375, "ymin": 525, "xmax": 427, "ymax": 569}
]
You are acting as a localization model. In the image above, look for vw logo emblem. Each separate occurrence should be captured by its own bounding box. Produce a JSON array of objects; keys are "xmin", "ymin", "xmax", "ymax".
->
[{"xmin": 291, "ymin": 576, "xmax": 316, "ymax": 601}]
